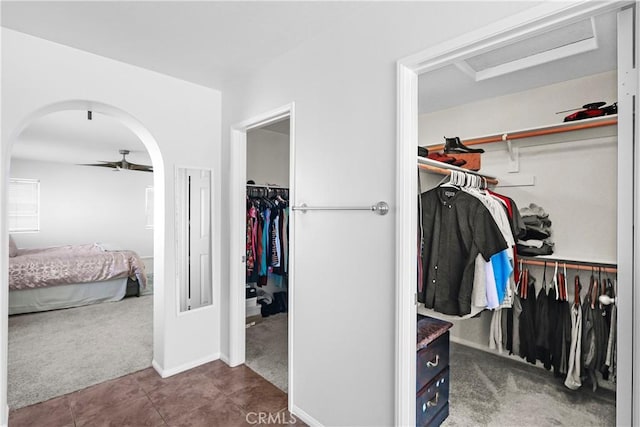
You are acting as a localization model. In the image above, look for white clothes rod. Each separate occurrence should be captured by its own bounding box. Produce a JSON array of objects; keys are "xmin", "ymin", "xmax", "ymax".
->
[{"xmin": 292, "ymin": 201, "xmax": 389, "ymax": 216}]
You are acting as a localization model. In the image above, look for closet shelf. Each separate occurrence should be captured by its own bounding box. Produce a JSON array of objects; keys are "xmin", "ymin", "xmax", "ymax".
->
[
  {"xmin": 425, "ymin": 114, "xmax": 617, "ymax": 151},
  {"xmin": 417, "ymin": 156, "xmax": 499, "ymax": 185}
]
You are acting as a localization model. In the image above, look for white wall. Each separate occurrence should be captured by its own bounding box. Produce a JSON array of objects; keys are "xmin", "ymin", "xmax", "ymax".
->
[
  {"xmin": 1, "ymin": 28, "xmax": 222, "ymax": 423},
  {"xmin": 420, "ymin": 71, "xmax": 617, "ymax": 262},
  {"xmin": 10, "ymin": 159, "xmax": 153, "ymax": 257},
  {"xmin": 220, "ymin": 2, "xmax": 542, "ymax": 425},
  {"xmin": 247, "ymin": 128, "xmax": 289, "ymax": 187},
  {"xmin": 419, "ymin": 71, "xmax": 617, "ymax": 350}
]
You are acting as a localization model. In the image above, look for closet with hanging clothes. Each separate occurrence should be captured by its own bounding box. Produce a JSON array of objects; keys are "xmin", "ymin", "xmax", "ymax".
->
[
  {"xmin": 413, "ymin": 5, "xmax": 629, "ymax": 425},
  {"xmin": 244, "ymin": 119, "xmax": 291, "ymax": 394},
  {"xmin": 246, "ymin": 184, "xmax": 290, "ymax": 316}
]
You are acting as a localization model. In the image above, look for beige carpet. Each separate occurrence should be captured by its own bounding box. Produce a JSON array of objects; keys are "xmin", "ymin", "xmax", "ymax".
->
[
  {"xmin": 445, "ymin": 342, "xmax": 616, "ymax": 426},
  {"xmin": 243, "ymin": 315, "xmax": 615, "ymax": 425},
  {"xmin": 8, "ymin": 295, "xmax": 152, "ymax": 409},
  {"xmin": 245, "ymin": 313, "xmax": 288, "ymax": 392}
]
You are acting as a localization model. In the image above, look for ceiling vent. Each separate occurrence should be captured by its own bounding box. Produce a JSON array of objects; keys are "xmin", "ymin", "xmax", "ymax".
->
[{"xmin": 455, "ymin": 18, "xmax": 597, "ymax": 81}]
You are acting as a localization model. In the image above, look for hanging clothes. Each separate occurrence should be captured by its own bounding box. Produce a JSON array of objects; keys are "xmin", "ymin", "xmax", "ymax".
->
[
  {"xmin": 246, "ymin": 205, "xmax": 258, "ymax": 275},
  {"xmin": 511, "ymin": 291, "xmax": 523, "ymax": 356},
  {"xmin": 246, "ymin": 187, "xmax": 289, "ymax": 288},
  {"xmin": 489, "ymin": 309, "xmax": 504, "ymax": 354},
  {"xmin": 258, "ymin": 207, "xmax": 271, "ymax": 286},
  {"xmin": 518, "ymin": 268, "xmax": 537, "ymax": 364},
  {"xmin": 535, "ymin": 264, "xmax": 550, "ymax": 370},
  {"xmin": 557, "ymin": 272, "xmax": 572, "ymax": 377},
  {"xmin": 604, "ymin": 279, "xmax": 617, "ymax": 381},
  {"xmin": 582, "ymin": 273, "xmax": 601, "ymax": 391},
  {"xmin": 420, "ymin": 186, "xmax": 508, "ymax": 315},
  {"xmin": 564, "ymin": 275, "xmax": 583, "ymax": 390},
  {"xmin": 547, "ymin": 265, "xmax": 571, "ymax": 378}
]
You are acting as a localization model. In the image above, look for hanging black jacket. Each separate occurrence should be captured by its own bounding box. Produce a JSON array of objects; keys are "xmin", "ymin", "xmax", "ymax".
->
[
  {"xmin": 535, "ymin": 284, "xmax": 550, "ymax": 370},
  {"xmin": 519, "ymin": 273, "xmax": 537, "ymax": 364}
]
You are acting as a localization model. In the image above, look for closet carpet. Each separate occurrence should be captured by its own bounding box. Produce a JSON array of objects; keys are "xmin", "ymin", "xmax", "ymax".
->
[
  {"xmin": 8, "ymin": 294, "xmax": 153, "ymax": 410},
  {"xmin": 245, "ymin": 313, "xmax": 288, "ymax": 393},
  {"xmin": 445, "ymin": 341, "xmax": 616, "ymax": 426}
]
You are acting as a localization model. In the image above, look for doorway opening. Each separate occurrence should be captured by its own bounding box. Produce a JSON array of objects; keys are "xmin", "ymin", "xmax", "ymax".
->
[
  {"xmin": 396, "ymin": 3, "xmax": 636, "ymax": 426},
  {"xmin": 244, "ymin": 117, "xmax": 291, "ymax": 392},
  {"xmin": 4, "ymin": 101, "xmax": 164, "ymax": 411},
  {"xmin": 229, "ymin": 103, "xmax": 295, "ymax": 408}
]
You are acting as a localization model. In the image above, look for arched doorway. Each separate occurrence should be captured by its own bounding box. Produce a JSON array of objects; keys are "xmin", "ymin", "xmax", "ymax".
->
[{"xmin": 3, "ymin": 99, "xmax": 165, "ymax": 409}]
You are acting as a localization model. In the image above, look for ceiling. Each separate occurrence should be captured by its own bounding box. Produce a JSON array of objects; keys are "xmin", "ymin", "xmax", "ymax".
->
[
  {"xmin": 12, "ymin": 110, "xmax": 151, "ymax": 166},
  {"xmin": 2, "ymin": 1, "xmax": 362, "ymax": 165},
  {"xmin": 260, "ymin": 119, "xmax": 290, "ymax": 136},
  {"xmin": 1, "ymin": 1, "xmax": 363, "ymax": 90},
  {"xmin": 2, "ymin": 2, "xmax": 619, "ymax": 164}
]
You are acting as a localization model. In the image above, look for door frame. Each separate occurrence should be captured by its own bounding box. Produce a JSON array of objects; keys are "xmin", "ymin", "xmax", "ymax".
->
[
  {"xmin": 229, "ymin": 102, "xmax": 296, "ymax": 407},
  {"xmin": 395, "ymin": 2, "xmax": 636, "ymax": 425}
]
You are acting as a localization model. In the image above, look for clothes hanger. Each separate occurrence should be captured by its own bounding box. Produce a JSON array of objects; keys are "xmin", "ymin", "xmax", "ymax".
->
[
  {"xmin": 563, "ymin": 262, "xmax": 568, "ymax": 302},
  {"xmin": 589, "ymin": 267, "xmax": 596, "ymax": 309},
  {"xmin": 560, "ymin": 264, "xmax": 566, "ymax": 301},
  {"xmin": 552, "ymin": 261, "xmax": 559, "ymax": 300},
  {"xmin": 440, "ymin": 170, "xmax": 461, "ymax": 188},
  {"xmin": 598, "ymin": 267, "xmax": 604, "ymax": 309},
  {"xmin": 436, "ymin": 174, "xmax": 452, "ymax": 187},
  {"xmin": 599, "ymin": 276, "xmax": 616, "ymax": 306},
  {"xmin": 558, "ymin": 263, "xmax": 563, "ymax": 301},
  {"xmin": 515, "ymin": 260, "xmax": 523, "ymax": 295}
]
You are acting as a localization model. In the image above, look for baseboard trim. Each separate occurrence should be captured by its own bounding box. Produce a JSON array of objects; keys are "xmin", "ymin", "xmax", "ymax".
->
[
  {"xmin": 291, "ymin": 405, "xmax": 323, "ymax": 427},
  {"xmin": 219, "ymin": 353, "xmax": 230, "ymax": 365},
  {"xmin": 449, "ymin": 335, "xmax": 493, "ymax": 353},
  {"xmin": 1, "ymin": 404, "xmax": 8, "ymax": 427},
  {"xmin": 450, "ymin": 335, "xmax": 526, "ymax": 364},
  {"xmin": 152, "ymin": 353, "xmax": 220, "ymax": 378}
]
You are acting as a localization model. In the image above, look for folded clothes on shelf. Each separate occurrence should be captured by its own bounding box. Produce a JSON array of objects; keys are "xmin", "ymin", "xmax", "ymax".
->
[
  {"xmin": 522, "ymin": 215, "xmax": 552, "ymax": 227},
  {"xmin": 517, "ymin": 238, "xmax": 554, "ymax": 249},
  {"xmin": 518, "ymin": 203, "xmax": 554, "ymax": 256},
  {"xmin": 517, "ymin": 243, "xmax": 554, "ymax": 256},
  {"xmin": 520, "ymin": 203, "xmax": 549, "ymax": 218},
  {"xmin": 522, "ymin": 225, "xmax": 551, "ymax": 241}
]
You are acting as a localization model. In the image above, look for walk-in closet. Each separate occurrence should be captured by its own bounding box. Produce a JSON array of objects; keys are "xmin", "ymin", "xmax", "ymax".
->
[
  {"xmin": 244, "ymin": 118, "xmax": 290, "ymax": 392},
  {"xmin": 412, "ymin": 4, "xmax": 632, "ymax": 426}
]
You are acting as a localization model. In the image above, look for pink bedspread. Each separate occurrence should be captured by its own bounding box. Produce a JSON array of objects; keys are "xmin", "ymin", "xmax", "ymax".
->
[{"xmin": 9, "ymin": 243, "xmax": 147, "ymax": 291}]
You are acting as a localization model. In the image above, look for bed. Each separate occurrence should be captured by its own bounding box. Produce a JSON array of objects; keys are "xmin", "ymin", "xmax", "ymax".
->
[{"xmin": 8, "ymin": 240, "xmax": 147, "ymax": 315}]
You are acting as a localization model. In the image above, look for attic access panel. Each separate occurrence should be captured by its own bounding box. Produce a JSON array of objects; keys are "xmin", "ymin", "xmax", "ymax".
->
[
  {"xmin": 458, "ymin": 18, "xmax": 598, "ymax": 81},
  {"xmin": 417, "ymin": 10, "xmax": 617, "ymax": 114}
]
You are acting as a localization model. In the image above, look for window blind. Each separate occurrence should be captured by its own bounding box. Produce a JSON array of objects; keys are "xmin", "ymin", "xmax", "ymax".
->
[{"xmin": 8, "ymin": 179, "xmax": 40, "ymax": 232}]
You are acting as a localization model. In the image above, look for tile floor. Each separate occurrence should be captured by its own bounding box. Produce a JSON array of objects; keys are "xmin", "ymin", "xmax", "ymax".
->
[{"xmin": 9, "ymin": 361, "xmax": 306, "ymax": 427}]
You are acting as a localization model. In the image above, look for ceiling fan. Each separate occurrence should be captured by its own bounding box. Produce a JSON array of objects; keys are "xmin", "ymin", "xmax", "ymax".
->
[{"xmin": 82, "ymin": 149, "xmax": 153, "ymax": 172}]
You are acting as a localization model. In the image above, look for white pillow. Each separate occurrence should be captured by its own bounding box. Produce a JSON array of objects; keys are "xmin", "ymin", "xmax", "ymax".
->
[{"xmin": 8, "ymin": 235, "xmax": 18, "ymax": 257}]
